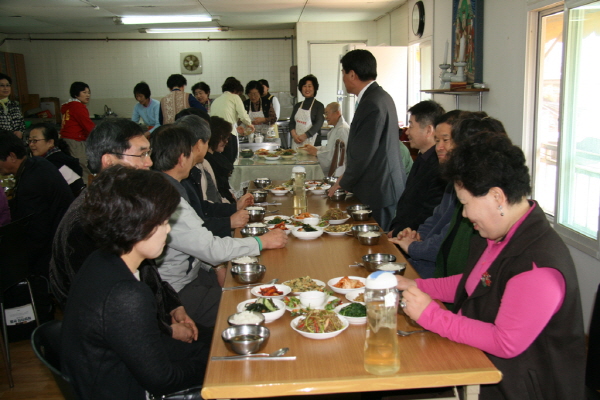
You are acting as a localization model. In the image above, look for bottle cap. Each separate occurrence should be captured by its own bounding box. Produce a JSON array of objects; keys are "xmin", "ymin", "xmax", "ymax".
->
[
  {"xmin": 366, "ymin": 271, "xmax": 397, "ymax": 289},
  {"xmin": 292, "ymin": 166, "xmax": 306, "ymax": 173}
]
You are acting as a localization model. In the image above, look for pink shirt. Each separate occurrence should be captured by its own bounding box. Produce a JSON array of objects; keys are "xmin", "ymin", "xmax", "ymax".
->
[{"xmin": 416, "ymin": 203, "xmax": 566, "ymax": 359}]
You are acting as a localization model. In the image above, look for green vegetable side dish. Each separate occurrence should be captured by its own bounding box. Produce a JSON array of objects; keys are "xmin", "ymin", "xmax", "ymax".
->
[
  {"xmin": 339, "ymin": 302, "xmax": 367, "ymax": 317},
  {"xmin": 300, "ymin": 223, "xmax": 317, "ymax": 232},
  {"xmin": 245, "ymin": 297, "xmax": 278, "ymax": 313},
  {"xmin": 269, "ymin": 217, "xmax": 290, "ymax": 224}
]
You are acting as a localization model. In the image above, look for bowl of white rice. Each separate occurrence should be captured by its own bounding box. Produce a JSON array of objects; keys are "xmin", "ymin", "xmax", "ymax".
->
[{"xmin": 228, "ymin": 311, "xmax": 266, "ymax": 326}]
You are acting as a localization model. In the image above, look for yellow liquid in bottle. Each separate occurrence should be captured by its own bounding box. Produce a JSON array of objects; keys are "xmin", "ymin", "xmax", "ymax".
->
[{"xmin": 364, "ymin": 301, "xmax": 399, "ymax": 375}]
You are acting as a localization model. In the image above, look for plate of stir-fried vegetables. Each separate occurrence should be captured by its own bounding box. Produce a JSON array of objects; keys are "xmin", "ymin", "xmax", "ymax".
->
[{"xmin": 290, "ymin": 310, "xmax": 349, "ymax": 339}]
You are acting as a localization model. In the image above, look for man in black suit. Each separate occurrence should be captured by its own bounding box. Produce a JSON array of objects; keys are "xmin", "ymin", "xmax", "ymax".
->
[
  {"xmin": 388, "ymin": 100, "xmax": 446, "ymax": 236},
  {"xmin": 328, "ymin": 49, "xmax": 406, "ymax": 231}
]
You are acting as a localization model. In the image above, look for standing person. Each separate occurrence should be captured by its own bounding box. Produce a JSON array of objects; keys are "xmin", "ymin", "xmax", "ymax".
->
[
  {"xmin": 259, "ymin": 79, "xmax": 280, "ymax": 119},
  {"xmin": 192, "ymin": 82, "xmax": 212, "ymax": 113},
  {"xmin": 387, "ymin": 100, "xmax": 446, "ymax": 236},
  {"xmin": 0, "ymin": 131, "xmax": 74, "ymax": 276},
  {"xmin": 131, "ymin": 81, "xmax": 160, "ymax": 135},
  {"xmin": 289, "ymin": 75, "xmax": 325, "ymax": 150},
  {"xmin": 28, "ymin": 122, "xmax": 85, "ymax": 196},
  {"xmin": 60, "ymin": 81, "xmax": 95, "ymax": 184},
  {"xmin": 61, "ymin": 166, "xmax": 208, "ymax": 400},
  {"xmin": 397, "ymin": 132, "xmax": 585, "ymax": 399},
  {"xmin": 328, "ymin": 49, "xmax": 406, "ymax": 231},
  {"xmin": 159, "ymin": 74, "xmax": 206, "ymax": 125},
  {"xmin": 211, "ymin": 77, "xmax": 254, "ymax": 163},
  {"xmin": 0, "ymin": 73, "xmax": 25, "ymax": 138},
  {"xmin": 243, "ymin": 80, "xmax": 277, "ymax": 135},
  {"xmin": 302, "ymin": 102, "xmax": 349, "ymax": 177}
]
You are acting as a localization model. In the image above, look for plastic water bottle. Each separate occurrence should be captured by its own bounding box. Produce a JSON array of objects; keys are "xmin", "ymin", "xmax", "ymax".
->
[
  {"xmin": 364, "ymin": 271, "xmax": 400, "ymax": 375},
  {"xmin": 292, "ymin": 166, "xmax": 307, "ymax": 213}
]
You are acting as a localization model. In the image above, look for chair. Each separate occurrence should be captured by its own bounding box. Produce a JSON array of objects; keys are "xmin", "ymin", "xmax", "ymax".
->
[
  {"xmin": 0, "ymin": 215, "xmax": 39, "ymax": 387},
  {"xmin": 31, "ymin": 320, "xmax": 77, "ymax": 399}
]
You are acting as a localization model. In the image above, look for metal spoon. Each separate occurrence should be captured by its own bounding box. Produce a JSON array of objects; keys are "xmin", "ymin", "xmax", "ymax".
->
[
  {"xmin": 397, "ymin": 329, "xmax": 428, "ymax": 336},
  {"xmin": 212, "ymin": 347, "xmax": 290, "ymax": 361},
  {"xmin": 267, "ymin": 209, "xmax": 280, "ymax": 214},
  {"xmin": 222, "ymin": 278, "xmax": 277, "ymax": 291}
]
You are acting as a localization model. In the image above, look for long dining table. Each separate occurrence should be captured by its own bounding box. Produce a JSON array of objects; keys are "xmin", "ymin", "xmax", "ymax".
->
[{"xmin": 201, "ymin": 186, "xmax": 501, "ymax": 400}]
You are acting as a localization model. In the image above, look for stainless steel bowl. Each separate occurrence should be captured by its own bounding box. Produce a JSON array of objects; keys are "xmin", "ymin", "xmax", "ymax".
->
[
  {"xmin": 323, "ymin": 176, "xmax": 338, "ymax": 185},
  {"xmin": 240, "ymin": 226, "xmax": 269, "ymax": 237},
  {"xmin": 350, "ymin": 224, "xmax": 380, "ymax": 237},
  {"xmin": 254, "ymin": 178, "xmax": 272, "ymax": 189},
  {"xmin": 251, "ymin": 190, "xmax": 268, "ymax": 203},
  {"xmin": 361, "ymin": 253, "xmax": 397, "ymax": 272},
  {"xmin": 230, "ymin": 263, "xmax": 266, "ymax": 284},
  {"xmin": 222, "ymin": 324, "xmax": 270, "ymax": 355},
  {"xmin": 329, "ymin": 189, "xmax": 346, "ymax": 201},
  {"xmin": 351, "ymin": 209, "xmax": 373, "ymax": 221},
  {"xmin": 357, "ymin": 232, "xmax": 382, "ymax": 245},
  {"xmin": 376, "ymin": 262, "xmax": 407, "ymax": 276},
  {"xmin": 227, "ymin": 311, "xmax": 265, "ymax": 326},
  {"xmin": 246, "ymin": 207, "xmax": 266, "ymax": 222}
]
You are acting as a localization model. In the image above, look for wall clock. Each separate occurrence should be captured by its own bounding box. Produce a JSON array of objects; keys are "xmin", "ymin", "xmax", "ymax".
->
[{"xmin": 412, "ymin": 1, "xmax": 425, "ymax": 38}]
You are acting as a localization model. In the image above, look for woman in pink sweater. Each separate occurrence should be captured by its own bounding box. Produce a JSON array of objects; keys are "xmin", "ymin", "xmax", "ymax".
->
[{"xmin": 396, "ymin": 131, "xmax": 585, "ymax": 400}]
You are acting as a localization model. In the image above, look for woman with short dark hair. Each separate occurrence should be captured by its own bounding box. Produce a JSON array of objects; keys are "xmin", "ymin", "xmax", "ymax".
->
[
  {"xmin": 132, "ymin": 81, "xmax": 160, "ymax": 135},
  {"xmin": 192, "ymin": 81, "xmax": 212, "ymax": 113},
  {"xmin": 396, "ymin": 132, "xmax": 586, "ymax": 399},
  {"xmin": 243, "ymin": 80, "xmax": 276, "ymax": 135},
  {"xmin": 0, "ymin": 72, "xmax": 26, "ymax": 138},
  {"xmin": 205, "ymin": 116, "xmax": 235, "ymax": 203},
  {"xmin": 289, "ymin": 74, "xmax": 324, "ymax": 149},
  {"xmin": 61, "ymin": 165, "xmax": 208, "ymax": 400}
]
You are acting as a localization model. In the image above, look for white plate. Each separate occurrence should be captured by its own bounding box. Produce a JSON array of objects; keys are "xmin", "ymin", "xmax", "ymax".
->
[
  {"xmin": 269, "ymin": 224, "xmax": 293, "ymax": 235},
  {"xmin": 284, "ymin": 295, "xmax": 339, "ymax": 312},
  {"xmin": 236, "ymin": 299, "xmax": 286, "ymax": 323},
  {"xmin": 282, "ymin": 278, "xmax": 327, "ymax": 295},
  {"xmin": 250, "ymin": 284, "xmax": 292, "ymax": 299},
  {"xmin": 345, "ymin": 288, "xmax": 365, "ymax": 303},
  {"xmin": 291, "ymin": 213, "xmax": 319, "ymax": 222},
  {"xmin": 334, "ymin": 303, "xmax": 367, "ymax": 325},
  {"xmin": 270, "ymin": 189, "xmax": 290, "ymax": 196},
  {"xmin": 326, "ymin": 216, "xmax": 350, "ymax": 225},
  {"xmin": 327, "ymin": 276, "xmax": 367, "ymax": 295},
  {"xmin": 290, "ymin": 315, "xmax": 349, "ymax": 340},
  {"xmin": 324, "ymin": 229, "xmax": 351, "ymax": 236},
  {"xmin": 305, "ymin": 180, "xmax": 322, "ymax": 187},
  {"xmin": 264, "ymin": 215, "xmax": 291, "ymax": 225},
  {"xmin": 292, "ymin": 226, "xmax": 324, "ymax": 240}
]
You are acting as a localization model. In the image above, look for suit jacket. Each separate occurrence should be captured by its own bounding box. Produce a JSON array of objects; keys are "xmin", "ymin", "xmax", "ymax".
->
[
  {"xmin": 340, "ymin": 82, "xmax": 405, "ymax": 209},
  {"xmin": 389, "ymin": 144, "xmax": 446, "ymax": 235}
]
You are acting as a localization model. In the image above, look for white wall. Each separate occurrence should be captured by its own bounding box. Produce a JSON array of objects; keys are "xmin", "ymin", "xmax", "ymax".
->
[
  {"xmin": 2, "ymin": 29, "xmax": 295, "ymax": 118},
  {"xmin": 376, "ymin": 4, "xmax": 409, "ymax": 46}
]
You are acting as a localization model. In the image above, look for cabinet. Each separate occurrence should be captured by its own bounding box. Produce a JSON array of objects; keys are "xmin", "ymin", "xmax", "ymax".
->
[
  {"xmin": 420, "ymin": 88, "xmax": 489, "ymax": 111},
  {"xmin": 0, "ymin": 52, "xmax": 29, "ymax": 105}
]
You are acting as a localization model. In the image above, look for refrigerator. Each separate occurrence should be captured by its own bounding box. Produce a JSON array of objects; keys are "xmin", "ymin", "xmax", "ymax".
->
[{"xmin": 337, "ymin": 43, "xmax": 408, "ymax": 127}]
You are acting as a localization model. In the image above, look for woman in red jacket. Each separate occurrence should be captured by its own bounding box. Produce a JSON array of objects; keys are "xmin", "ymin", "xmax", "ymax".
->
[{"xmin": 59, "ymin": 81, "xmax": 95, "ymax": 184}]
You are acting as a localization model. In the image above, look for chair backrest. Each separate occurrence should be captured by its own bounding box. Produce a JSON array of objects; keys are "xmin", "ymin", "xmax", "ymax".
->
[
  {"xmin": 31, "ymin": 320, "xmax": 78, "ymax": 400},
  {"xmin": 0, "ymin": 215, "xmax": 33, "ymax": 295}
]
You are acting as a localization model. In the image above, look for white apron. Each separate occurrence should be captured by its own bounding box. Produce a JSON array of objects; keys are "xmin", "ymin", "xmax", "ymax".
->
[
  {"xmin": 247, "ymin": 101, "xmax": 268, "ymax": 135},
  {"xmin": 291, "ymin": 98, "xmax": 317, "ymax": 150}
]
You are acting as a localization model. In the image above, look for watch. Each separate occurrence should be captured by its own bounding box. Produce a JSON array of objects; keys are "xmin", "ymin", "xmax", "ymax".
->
[{"xmin": 412, "ymin": 1, "xmax": 425, "ymax": 38}]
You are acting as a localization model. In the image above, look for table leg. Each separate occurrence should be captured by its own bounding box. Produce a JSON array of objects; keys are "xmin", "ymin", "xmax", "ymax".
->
[{"xmin": 462, "ymin": 384, "xmax": 480, "ymax": 400}]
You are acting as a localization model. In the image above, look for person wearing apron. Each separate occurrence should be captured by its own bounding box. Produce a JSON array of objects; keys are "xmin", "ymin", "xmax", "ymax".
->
[
  {"xmin": 289, "ymin": 75, "xmax": 325, "ymax": 150},
  {"xmin": 243, "ymin": 81, "xmax": 277, "ymax": 138}
]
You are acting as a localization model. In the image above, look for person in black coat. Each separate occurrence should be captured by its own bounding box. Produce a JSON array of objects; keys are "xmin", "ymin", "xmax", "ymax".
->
[
  {"xmin": 388, "ymin": 100, "xmax": 447, "ymax": 236},
  {"xmin": 0, "ymin": 130, "xmax": 73, "ymax": 276},
  {"xmin": 61, "ymin": 166, "xmax": 208, "ymax": 400}
]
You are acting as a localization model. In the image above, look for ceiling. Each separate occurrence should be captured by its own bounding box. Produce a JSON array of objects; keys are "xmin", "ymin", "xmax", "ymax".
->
[{"xmin": 0, "ymin": 0, "xmax": 406, "ymax": 35}]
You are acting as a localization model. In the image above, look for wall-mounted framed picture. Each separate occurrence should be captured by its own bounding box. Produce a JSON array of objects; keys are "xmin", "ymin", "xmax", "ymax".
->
[{"xmin": 452, "ymin": 0, "xmax": 484, "ymax": 83}]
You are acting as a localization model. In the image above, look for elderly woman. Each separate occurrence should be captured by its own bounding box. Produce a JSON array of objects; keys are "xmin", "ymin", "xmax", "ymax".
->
[
  {"xmin": 61, "ymin": 165, "xmax": 207, "ymax": 400},
  {"xmin": 192, "ymin": 81, "xmax": 212, "ymax": 113},
  {"xmin": 396, "ymin": 132, "xmax": 585, "ymax": 399},
  {"xmin": 289, "ymin": 74, "xmax": 324, "ymax": 150},
  {"xmin": 205, "ymin": 116, "xmax": 236, "ymax": 203},
  {"xmin": 28, "ymin": 122, "xmax": 85, "ymax": 196},
  {"xmin": 243, "ymin": 80, "xmax": 277, "ymax": 134},
  {"xmin": 0, "ymin": 73, "xmax": 26, "ymax": 138}
]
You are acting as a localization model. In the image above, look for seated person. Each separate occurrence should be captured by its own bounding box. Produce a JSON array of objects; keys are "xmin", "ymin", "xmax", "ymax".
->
[
  {"xmin": 150, "ymin": 123, "xmax": 287, "ymax": 328},
  {"xmin": 0, "ymin": 130, "xmax": 73, "ymax": 276},
  {"xmin": 50, "ymin": 119, "xmax": 198, "ymax": 343},
  {"xmin": 0, "ymin": 185, "xmax": 9, "ymax": 226},
  {"xmin": 192, "ymin": 81, "xmax": 212, "ymax": 113},
  {"xmin": 159, "ymin": 74, "xmax": 206, "ymax": 125},
  {"xmin": 61, "ymin": 166, "xmax": 208, "ymax": 400},
  {"xmin": 388, "ymin": 100, "xmax": 446, "ymax": 236},
  {"xmin": 303, "ymin": 102, "xmax": 349, "ymax": 177},
  {"xmin": 131, "ymin": 81, "xmax": 160, "ymax": 135},
  {"xmin": 205, "ymin": 116, "xmax": 237, "ymax": 203},
  {"xmin": 396, "ymin": 131, "xmax": 585, "ymax": 399},
  {"xmin": 28, "ymin": 122, "xmax": 85, "ymax": 196},
  {"xmin": 175, "ymin": 114, "xmax": 251, "ymax": 238}
]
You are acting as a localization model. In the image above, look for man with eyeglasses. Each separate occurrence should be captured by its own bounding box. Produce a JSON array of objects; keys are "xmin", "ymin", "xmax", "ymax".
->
[{"xmin": 51, "ymin": 118, "xmax": 201, "ymax": 344}]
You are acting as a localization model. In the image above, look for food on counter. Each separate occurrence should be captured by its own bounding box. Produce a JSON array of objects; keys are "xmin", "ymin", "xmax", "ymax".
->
[
  {"xmin": 229, "ymin": 311, "xmax": 264, "ymax": 324},
  {"xmin": 271, "ymin": 222, "xmax": 290, "ymax": 231},
  {"xmin": 352, "ymin": 210, "xmax": 371, "ymax": 214},
  {"xmin": 353, "ymin": 293, "xmax": 365, "ymax": 302},
  {"xmin": 232, "ymin": 256, "xmax": 258, "ymax": 264},
  {"xmin": 281, "ymin": 149, "xmax": 296, "ymax": 156},
  {"xmin": 324, "ymin": 224, "xmax": 352, "ymax": 232},
  {"xmin": 259, "ymin": 286, "xmax": 283, "ymax": 296},
  {"xmin": 296, "ymin": 310, "xmax": 345, "ymax": 333},
  {"xmin": 294, "ymin": 212, "xmax": 314, "ymax": 219},
  {"xmin": 378, "ymin": 263, "xmax": 403, "ymax": 271},
  {"xmin": 321, "ymin": 209, "xmax": 348, "ymax": 221},
  {"xmin": 268, "ymin": 216, "xmax": 291, "ymax": 225},
  {"xmin": 283, "ymin": 276, "xmax": 325, "ymax": 292},
  {"xmin": 299, "ymin": 224, "xmax": 317, "ymax": 232},
  {"xmin": 247, "ymin": 222, "xmax": 267, "ymax": 228},
  {"xmin": 246, "ymin": 206, "xmax": 265, "ymax": 211},
  {"xmin": 358, "ymin": 231, "xmax": 380, "ymax": 238},
  {"xmin": 245, "ymin": 298, "xmax": 279, "ymax": 313},
  {"xmin": 333, "ymin": 277, "xmax": 365, "ymax": 289},
  {"xmin": 339, "ymin": 303, "xmax": 367, "ymax": 318}
]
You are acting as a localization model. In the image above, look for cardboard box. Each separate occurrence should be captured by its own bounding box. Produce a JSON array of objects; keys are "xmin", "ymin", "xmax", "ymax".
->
[{"xmin": 40, "ymin": 97, "xmax": 61, "ymax": 124}]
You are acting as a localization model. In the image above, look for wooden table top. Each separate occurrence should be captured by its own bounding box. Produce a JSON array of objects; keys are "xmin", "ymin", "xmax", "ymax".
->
[{"xmin": 201, "ymin": 188, "xmax": 501, "ymax": 399}]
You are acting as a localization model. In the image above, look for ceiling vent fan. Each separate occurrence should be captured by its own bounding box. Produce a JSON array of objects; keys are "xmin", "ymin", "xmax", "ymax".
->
[{"xmin": 180, "ymin": 52, "xmax": 202, "ymax": 75}]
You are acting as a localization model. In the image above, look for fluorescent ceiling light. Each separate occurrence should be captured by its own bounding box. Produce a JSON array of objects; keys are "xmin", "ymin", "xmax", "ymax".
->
[
  {"xmin": 121, "ymin": 15, "xmax": 212, "ymax": 24},
  {"xmin": 145, "ymin": 27, "xmax": 225, "ymax": 33}
]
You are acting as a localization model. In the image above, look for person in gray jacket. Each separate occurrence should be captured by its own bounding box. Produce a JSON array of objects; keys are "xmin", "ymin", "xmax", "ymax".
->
[{"xmin": 151, "ymin": 122, "xmax": 287, "ymax": 328}]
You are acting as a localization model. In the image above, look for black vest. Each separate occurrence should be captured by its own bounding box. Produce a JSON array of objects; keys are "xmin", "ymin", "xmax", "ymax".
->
[
  {"xmin": 244, "ymin": 97, "xmax": 272, "ymax": 120},
  {"xmin": 454, "ymin": 202, "xmax": 585, "ymax": 400}
]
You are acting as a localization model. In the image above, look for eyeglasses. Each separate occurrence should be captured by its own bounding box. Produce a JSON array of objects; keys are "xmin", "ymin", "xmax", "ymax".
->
[
  {"xmin": 111, "ymin": 150, "xmax": 152, "ymax": 159},
  {"xmin": 27, "ymin": 138, "xmax": 47, "ymax": 144},
  {"xmin": 0, "ymin": 84, "xmax": 11, "ymax": 88}
]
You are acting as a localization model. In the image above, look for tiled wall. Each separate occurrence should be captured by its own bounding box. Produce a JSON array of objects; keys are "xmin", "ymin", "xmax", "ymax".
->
[{"xmin": 5, "ymin": 29, "xmax": 295, "ymax": 118}]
